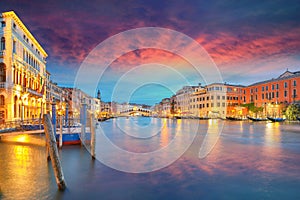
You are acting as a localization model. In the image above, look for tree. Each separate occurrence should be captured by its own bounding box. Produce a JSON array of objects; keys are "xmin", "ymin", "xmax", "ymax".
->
[
  {"xmin": 285, "ymin": 104, "xmax": 300, "ymax": 121},
  {"xmin": 241, "ymin": 103, "xmax": 263, "ymax": 116}
]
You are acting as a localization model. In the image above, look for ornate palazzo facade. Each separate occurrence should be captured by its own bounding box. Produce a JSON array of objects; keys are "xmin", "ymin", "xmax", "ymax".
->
[{"xmin": 0, "ymin": 11, "xmax": 48, "ymax": 123}]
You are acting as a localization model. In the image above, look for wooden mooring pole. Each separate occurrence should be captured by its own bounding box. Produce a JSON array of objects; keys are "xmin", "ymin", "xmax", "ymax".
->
[
  {"xmin": 43, "ymin": 114, "xmax": 66, "ymax": 190},
  {"xmin": 90, "ymin": 113, "xmax": 96, "ymax": 159},
  {"xmin": 59, "ymin": 115, "xmax": 63, "ymax": 148}
]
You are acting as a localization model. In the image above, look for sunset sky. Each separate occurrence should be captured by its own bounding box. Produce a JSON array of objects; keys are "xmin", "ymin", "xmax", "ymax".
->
[{"xmin": 1, "ymin": 0, "xmax": 300, "ymax": 104}]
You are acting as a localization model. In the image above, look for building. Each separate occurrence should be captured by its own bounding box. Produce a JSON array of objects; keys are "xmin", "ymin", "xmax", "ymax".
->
[
  {"xmin": 243, "ymin": 70, "xmax": 300, "ymax": 117},
  {"xmin": 160, "ymin": 98, "xmax": 171, "ymax": 117},
  {"xmin": 189, "ymin": 86, "xmax": 207, "ymax": 117},
  {"xmin": 0, "ymin": 11, "xmax": 48, "ymax": 123},
  {"xmin": 175, "ymin": 85, "xmax": 201, "ymax": 117},
  {"xmin": 225, "ymin": 84, "xmax": 246, "ymax": 117}
]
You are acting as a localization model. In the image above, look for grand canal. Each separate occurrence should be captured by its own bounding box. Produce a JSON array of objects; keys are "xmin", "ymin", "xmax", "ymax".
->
[{"xmin": 1, "ymin": 118, "xmax": 300, "ymax": 200}]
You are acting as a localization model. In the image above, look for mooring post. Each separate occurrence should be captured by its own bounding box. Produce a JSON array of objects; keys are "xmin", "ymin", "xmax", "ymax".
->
[
  {"xmin": 43, "ymin": 114, "xmax": 66, "ymax": 190},
  {"xmin": 51, "ymin": 102, "xmax": 57, "ymax": 136},
  {"xmin": 90, "ymin": 113, "xmax": 96, "ymax": 159},
  {"xmin": 81, "ymin": 102, "xmax": 87, "ymax": 144},
  {"xmin": 65, "ymin": 104, "xmax": 68, "ymax": 127},
  {"xmin": 59, "ymin": 115, "xmax": 63, "ymax": 148},
  {"xmin": 46, "ymin": 146, "xmax": 51, "ymax": 161}
]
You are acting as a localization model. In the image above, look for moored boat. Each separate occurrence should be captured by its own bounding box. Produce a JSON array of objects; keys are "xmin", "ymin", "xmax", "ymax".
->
[
  {"xmin": 247, "ymin": 116, "xmax": 268, "ymax": 122},
  {"xmin": 56, "ymin": 126, "xmax": 91, "ymax": 145},
  {"xmin": 267, "ymin": 117, "xmax": 286, "ymax": 122},
  {"xmin": 226, "ymin": 116, "xmax": 243, "ymax": 121},
  {"xmin": 297, "ymin": 117, "xmax": 300, "ymax": 121}
]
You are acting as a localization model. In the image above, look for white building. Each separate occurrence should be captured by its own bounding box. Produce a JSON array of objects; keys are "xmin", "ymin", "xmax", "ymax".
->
[{"xmin": 0, "ymin": 11, "xmax": 48, "ymax": 122}]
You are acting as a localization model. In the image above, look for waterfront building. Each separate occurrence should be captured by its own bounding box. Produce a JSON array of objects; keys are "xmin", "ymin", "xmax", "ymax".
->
[
  {"xmin": 100, "ymin": 102, "xmax": 112, "ymax": 117},
  {"xmin": 225, "ymin": 84, "xmax": 246, "ymax": 117},
  {"xmin": 0, "ymin": 11, "xmax": 48, "ymax": 123},
  {"xmin": 176, "ymin": 85, "xmax": 201, "ymax": 117},
  {"xmin": 189, "ymin": 86, "xmax": 207, "ymax": 117},
  {"xmin": 204, "ymin": 83, "xmax": 227, "ymax": 118},
  {"xmin": 161, "ymin": 98, "xmax": 171, "ymax": 117},
  {"xmin": 243, "ymin": 70, "xmax": 300, "ymax": 117}
]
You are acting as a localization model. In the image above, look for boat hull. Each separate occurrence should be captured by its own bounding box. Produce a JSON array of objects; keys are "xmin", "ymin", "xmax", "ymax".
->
[
  {"xmin": 267, "ymin": 117, "xmax": 286, "ymax": 122},
  {"xmin": 247, "ymin": 116, "xmax": 268, "ymax": 122}
]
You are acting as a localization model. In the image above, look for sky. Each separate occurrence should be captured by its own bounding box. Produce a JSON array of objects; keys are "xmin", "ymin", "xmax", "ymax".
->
[{"xmin": 1, "ymin": 0, "xmax": 300, "ymax": 105}]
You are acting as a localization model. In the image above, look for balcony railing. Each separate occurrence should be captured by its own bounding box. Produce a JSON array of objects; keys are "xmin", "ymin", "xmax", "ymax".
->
[
  {"xmin": 27, "ymin": 88, "xmax": 43, "ymax": 97},
  {"xmin": 0, "ymin": 82, "xmax": 7, "ymax": 89},
  {"xmin": 0, "ymin": 50, "xmax": 4, "ymax": 58}
]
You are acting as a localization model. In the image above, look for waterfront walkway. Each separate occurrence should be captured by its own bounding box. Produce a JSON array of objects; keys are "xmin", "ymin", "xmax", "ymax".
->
[{"xmin": 0, "ymin": 129, "xmax": 44, "ymax": 137}]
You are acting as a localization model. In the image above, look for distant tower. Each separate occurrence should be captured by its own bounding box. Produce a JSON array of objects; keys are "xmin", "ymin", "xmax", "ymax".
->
[{"xmin": 97, "ymin": 90, "xmax": 101, "ymax": 100}]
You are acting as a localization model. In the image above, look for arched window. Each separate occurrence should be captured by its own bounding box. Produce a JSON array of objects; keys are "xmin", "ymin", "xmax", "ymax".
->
[
  {"xmin": 14, "ymin": 96, "xmax": 17, "ymax": 118},
  {"xmin": 1, "ymin": 37, "xmax": 5, "ymax": 50},
  {"xmin": 0, "ymin": 63, "xmax": 6, "ymax": 82},
  {"xmin": 0, "ymin": 95, "xmax": 4, "ymax": 105}
]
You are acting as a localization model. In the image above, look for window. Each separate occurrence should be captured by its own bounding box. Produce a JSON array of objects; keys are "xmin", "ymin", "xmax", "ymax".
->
[
  {"xmin": 207, "ymin": 103, "xmax": 209, "ymax": 107},
  {"xmin": 1, "ymin": 21, "xmax": 5, "ymax": 27},
  {"xmin": 13, "ymin": 23, "xmax": 16, "ymax": 29},
  {"xmin": 284, "ymin": 82, "xmax": 287, "ymax": 88},
  {"xmin": 13, "ymin": 40, "xmax": 16, "ymax": 53},
  {"xmin": 272, "ymin": 92, "xmax": 274, "ymax": 99},
  {"xmin": 217, "ymin": 103, "xmax": 220, "ymax": 107},
  {"xmin": 276, "ymin": 84, "xmax": 279, "ymax": 89},
  {"xmin": 222, "ymin": 96, "xmax": 225, "ymax": 100},
  {"xmin": 294, "ymin": 80, "xmax": 297, "ymax": 86},
  {"xmin": 276, "ymin": 92, "xmax": 279, "ymax": 98},
  {"xmin": 222, "ymin": 102, "xmax": 225, "ymax": 107},
  {"xmin": 1, "ymin": 37, "xmax": 5, "ymax": 50},
  {"xmin": 272, "ymin": 85, "xmax": 274, "ymax": 90},
  {"xmin": 262, "ymin": 86, "xmax": 264, "ymax": 91},
  {"xmin": 217, "ymin": 96, "xmax": 220, "ymax": 100},
  {"xmin": 293, "ymin": 89, "xmax": 297, "ymax": 98},
  {"xmin": 266, "ymin": 86, "xmax": 268, "ymax": 91},
  {"xmin": 262, "ymin": 93, "xmax": 264, "ymax": 99},
  {"xmin": 0, "ymin": 95, "xmax": 4, "ymax": 105},
  {"xmin": 284, "ymin": 90, "xmax": 287, "ymax": 97},
  {"xmin": 256, "ymin": 88, "xmax": 258, "ymax": 92},
  {"xmin": 211, "ymin": 96, "xmax": 214, "ymax": 100},
  {"xmin": 211, "ymin": 103, "xmax": 214, "ymax": 107},
  {"xmin": 0, "ymin": 63, "xmax": 6, "ymax": 82}
]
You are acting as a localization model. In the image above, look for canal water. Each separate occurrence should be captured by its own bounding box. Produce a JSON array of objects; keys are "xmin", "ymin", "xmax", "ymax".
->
[{"xmin": 1, "ymin": 118, "xmax": 300, "ymax": 200}]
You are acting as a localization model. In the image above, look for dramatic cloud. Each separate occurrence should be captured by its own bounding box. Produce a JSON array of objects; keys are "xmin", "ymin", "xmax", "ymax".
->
[{"xmin": 1, "ymin": 0, "xmax": 299, "ymax": 103}]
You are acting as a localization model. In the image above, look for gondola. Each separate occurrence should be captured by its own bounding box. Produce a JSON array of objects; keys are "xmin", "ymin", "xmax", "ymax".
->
[
  {"xmin": 226, "ymin": 116, "xmax": 243, "ymax": 121},
  {"xmin": 247, "ymin": 116, "xmax": 268, "ymax": 122},
  {"xmin": 297, "ymin": 116, "xmax": 300, "ymax": 121},
  {"xmin": 267, "ymin": 117, "xmax": 286, "ymax": 122}
]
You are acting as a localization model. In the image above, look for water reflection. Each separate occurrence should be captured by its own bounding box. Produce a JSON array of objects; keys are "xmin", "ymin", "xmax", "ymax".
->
[
  {"xmin": 0, "ymin": 141, "xmax": 53, "ymax": 200},
  {"xmin": 1, "ymin": 119, "xmax": 300, "ymax": 199}
]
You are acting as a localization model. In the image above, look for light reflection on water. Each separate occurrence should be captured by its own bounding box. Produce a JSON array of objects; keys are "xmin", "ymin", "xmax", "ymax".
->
[{"xmin": 0, "ymin": 118, "xmax": 300, "ymax": 200}]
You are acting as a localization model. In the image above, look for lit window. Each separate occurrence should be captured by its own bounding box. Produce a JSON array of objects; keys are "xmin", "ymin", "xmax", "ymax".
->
[
  {"xmin": 0, "ymin": 95, "xmax": 4, "ymax": 105},
  {"xmin": 1, "ymin": 37, "xmax": 5, "ymax": 50}
]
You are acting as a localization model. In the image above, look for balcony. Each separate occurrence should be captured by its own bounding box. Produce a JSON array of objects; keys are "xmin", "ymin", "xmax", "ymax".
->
[
  {"xmin": 27, "ymin": 88, "xmax": 43, "ymax": 97},
  {"xmin": 0, "ymin": 82, "xmax": 7, "ymax": 89},
  {"xmin": 0, "ymin": 50, "xmax": 4, "ymax": 58}
]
